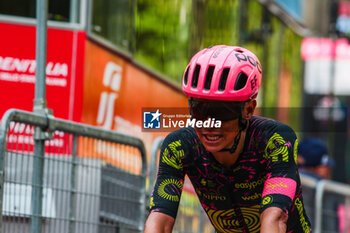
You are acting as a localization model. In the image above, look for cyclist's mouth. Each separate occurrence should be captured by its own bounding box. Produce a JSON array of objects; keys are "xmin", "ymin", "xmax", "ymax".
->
[{"xmin": 203, "ymin": 134, "xmax": 223, "ymax": 143}]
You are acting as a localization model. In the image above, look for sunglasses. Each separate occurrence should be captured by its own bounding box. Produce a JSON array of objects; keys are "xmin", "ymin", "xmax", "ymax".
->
[{"xmin": 188, "ymin": 98, "xmax": 244, "ymax": 122}]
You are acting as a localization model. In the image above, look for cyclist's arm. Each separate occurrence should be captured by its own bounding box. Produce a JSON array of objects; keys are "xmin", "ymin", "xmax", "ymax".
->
[
  {"xmin": 144, "ymin": 212, "xmax": 175, "ymax": 233},
  {"xmin": 146, "ymin": 131, "xmax": 187, "ymax": 232},
  {"xmin": 260, "ymin": 207, "xmax": 288, "ymax": 233},
  {"xmin": 260, "ymin": 124, "xmax": 299, "ymax": 231}
]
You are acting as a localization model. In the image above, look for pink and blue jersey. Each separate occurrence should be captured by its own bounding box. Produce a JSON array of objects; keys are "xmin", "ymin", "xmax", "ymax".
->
[{"xmin": 149, "ymin": 116, "xmax": 312, "ymax": 233}]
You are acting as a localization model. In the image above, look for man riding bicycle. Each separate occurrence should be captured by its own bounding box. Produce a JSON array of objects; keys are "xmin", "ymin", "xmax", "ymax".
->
[{"xmin": 144, "ymin": 45, "xmax": 311, "ymax": 233}]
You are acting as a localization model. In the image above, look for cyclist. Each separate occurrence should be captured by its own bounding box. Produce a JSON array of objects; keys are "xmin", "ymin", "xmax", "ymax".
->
[{"xmin": 144, "ymin": 45, "xmax": 311, "ymax": 233}]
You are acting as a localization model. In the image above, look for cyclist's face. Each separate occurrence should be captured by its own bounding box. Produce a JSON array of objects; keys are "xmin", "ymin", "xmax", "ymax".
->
[
  {"xmin": 193, "ymin": 99, "xmax": 256, "ymax": 153},
  {"xmin": 194, "ymin": 117, "xmax": 241, "ymax": 153}
]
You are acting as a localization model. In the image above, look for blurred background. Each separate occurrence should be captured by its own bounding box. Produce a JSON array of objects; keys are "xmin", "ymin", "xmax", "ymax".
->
[{"xmin": 0, "ymin": 0, "xmax": 350, "ymax": 232}]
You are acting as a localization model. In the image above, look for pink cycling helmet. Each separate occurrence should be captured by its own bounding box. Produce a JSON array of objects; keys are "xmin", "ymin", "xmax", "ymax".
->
[{"xmin": 182, "ymin": 45, "xmax": 262, "ymax": 101}]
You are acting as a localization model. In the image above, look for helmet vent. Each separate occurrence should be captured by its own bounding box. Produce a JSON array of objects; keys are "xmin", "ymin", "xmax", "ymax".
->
[
  {"xmin": 184, "ymin": 67, "xmax": 190, "ymax": 85},
  {"xmin": 204, "ymin": 66, "xmax": 215, "ymax": 90},
  {"xmin": 234, "ymin": 72, "xmax": 248, "ymax": 90},
  {"xmin": 218, "ymin": 68, "xmax": 230, "ymax": 91},
  {"xmin": 192, "ymin": 65, "xmax": 200, "ymax": 88}
]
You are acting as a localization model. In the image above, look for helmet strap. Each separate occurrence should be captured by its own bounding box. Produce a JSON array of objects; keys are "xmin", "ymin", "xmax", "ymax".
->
[
  {"xmin": 219, "ymin": 116, "xmax": 247, "ymax": 154},
  {"xmin": 239, "ymin": 117, "xmax": 248, "ymax": 129}
]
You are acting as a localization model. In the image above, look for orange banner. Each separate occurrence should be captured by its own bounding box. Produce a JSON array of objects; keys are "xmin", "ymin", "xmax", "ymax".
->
[{"xmin": 82, "ymin": 40, "xmax": 188, "ymax": 169}]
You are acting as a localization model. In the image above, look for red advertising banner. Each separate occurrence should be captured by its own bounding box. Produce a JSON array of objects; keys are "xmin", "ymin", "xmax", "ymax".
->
[
  {"xmin": 0, "ymin": 22, "xmax": 85, "ymax": 154},
  {"xmin": 0, "ymin": 22, "xmax": 85, "ymax": 121}
]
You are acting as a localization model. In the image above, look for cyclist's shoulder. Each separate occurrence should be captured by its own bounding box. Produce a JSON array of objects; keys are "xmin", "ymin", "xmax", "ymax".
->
[{"xmin": 250, "ymin": 116, "xmax": 295, "ymax": 135}]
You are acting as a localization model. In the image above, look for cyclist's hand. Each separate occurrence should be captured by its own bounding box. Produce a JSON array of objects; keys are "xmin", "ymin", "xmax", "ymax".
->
[
  {"xmin": 260, "ymin": 207, "xmax": 288, "ymax": 233},
  {"xmin": 144, "ymin": 212, "xmax": 175, "ymax": 233}
]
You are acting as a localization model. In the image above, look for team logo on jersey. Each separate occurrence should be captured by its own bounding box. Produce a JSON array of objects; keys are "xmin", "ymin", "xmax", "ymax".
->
[
  {"xmin": 197, "ymin": 190, "xmax": 227, "ymax": 201},
  {"xmin": 162, "ymin": 140, "xmax": 184, "ymax": 170},
  {"xmin": 261, "ymin": 195, "xmax": 273, "ymax": 206},
  {"xmin": 200, "ymin": 178, "xmax": 217, "ymax": 188},
  {"xmin": 264, "ymin": 133, "xmax": 290, "ymax": 162},
  {"xmin": 149, "ymin": 197, "xmax": 155, "ymax": 209},
  {"xmin": 241, "ymin": 193, "xmax": 262, "ymax": 201},
  {"xmin": 143, "ymin": 109, "xmax": 162, "ymax": 129},
  {"xmin": 293, "ymin": 139, "xmax": 298, "ymax": 164},
  {"xmin": 295, "ymin": 198, "xmax": 311, "ymax": 233},
  {"xmin": 157, "ymin": 178, "xmax": 183, "ymax": 202},
  {"xmin": 234, "ymin": 177, "xmax": 266, "ymax": 190},
  {"xmin": 206, "ymin": 205, "xmax": 261, "ymax": 233}
]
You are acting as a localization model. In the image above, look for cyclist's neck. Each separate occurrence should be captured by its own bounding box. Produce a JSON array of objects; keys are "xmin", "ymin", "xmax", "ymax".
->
[{"xmin": 212, "ymin": 126, "xmax": 248, "ymax": 168}]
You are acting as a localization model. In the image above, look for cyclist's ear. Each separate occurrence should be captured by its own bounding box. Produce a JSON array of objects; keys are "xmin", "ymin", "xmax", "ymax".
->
[{"xmin": 242, "ymin": 99, "xmax": 256, "ymax": 120}]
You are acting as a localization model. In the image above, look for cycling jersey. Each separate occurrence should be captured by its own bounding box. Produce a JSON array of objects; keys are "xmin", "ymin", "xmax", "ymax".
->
[{"xmin": 149, "ymin": 116, "xmax": 312, "ymax": 233}]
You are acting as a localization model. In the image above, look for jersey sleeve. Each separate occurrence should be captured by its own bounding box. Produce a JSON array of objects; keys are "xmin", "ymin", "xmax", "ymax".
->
[
  {"xmin": 149, "ymin": 131, "xmax": 186, "ymax": 219},
  {"xmin": 260, "ymin": 124, "xmax": 299, "ymax": 214}
]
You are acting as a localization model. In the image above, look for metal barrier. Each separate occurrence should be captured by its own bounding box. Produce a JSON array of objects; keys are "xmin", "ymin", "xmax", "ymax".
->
[
  {"xmin": 148, "ymin": 137, "xmax": 214, "ymax": 233},
  {"xmin": 315, "ymin": 180, "xmax": 350, "ymax": 233},
  {"xmin": 0, "ymin": 109, "xmax": 147, "ymax": 233},
  {"xmin": 301, "ymin": 174, "xmax": 350, "ymax": 233}
]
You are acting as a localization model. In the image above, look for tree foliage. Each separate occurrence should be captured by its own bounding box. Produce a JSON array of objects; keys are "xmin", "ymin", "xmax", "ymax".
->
[{"xmin": 135, "ymin": 0, "xmax": 304, "ymax": 127}]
